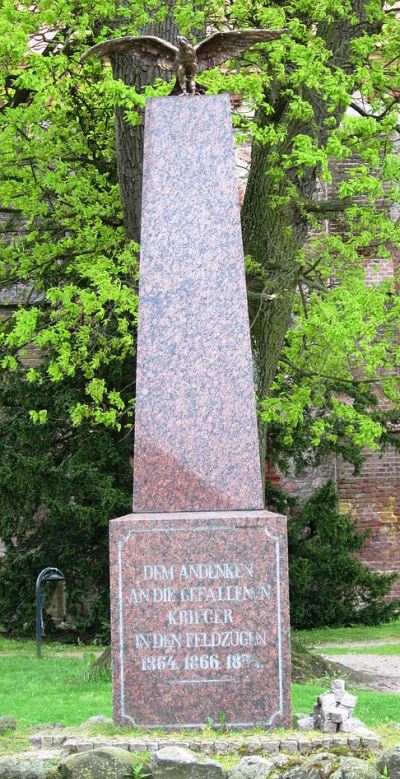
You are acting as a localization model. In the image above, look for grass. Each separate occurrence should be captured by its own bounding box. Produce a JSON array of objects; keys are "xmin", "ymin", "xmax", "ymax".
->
[
  {"xmin": 0, "ymin": 636, "xmax": 103, "ymax": 655},
  {"xmin": 0, "ymin": 732, "xmax": 31, "ymax": 757},
  {"xmin": 320, "ymin": 644, "xmax": 400, "ymax": 655},
  {"xmin": 1, "ymin": 649, "xmax": 399, "ymax": 730},
  {"xmin": 296, "ymin": 621, "xmax": 400, "ymax": 646},
  {"xmin": 292, "ymin": 683, "xmax": 400, "ymax": 728},
  {"xmin": 0, "ymin": 633, "xmax": 399, "ymax": 756},
  {"xmin": 0, "ymin": 652, "xmax": 111, "ymax": 726}
]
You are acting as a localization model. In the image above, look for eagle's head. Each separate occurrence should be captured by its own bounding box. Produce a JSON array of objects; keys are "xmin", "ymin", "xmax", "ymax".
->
[{"xmin": 177, "ymin": 35, "xmax": 191, "ymax": 49}]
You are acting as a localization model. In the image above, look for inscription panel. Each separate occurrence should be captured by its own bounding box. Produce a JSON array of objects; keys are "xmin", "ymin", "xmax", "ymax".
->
[{"xmin": 110, "ymin": 511, "xmax": 291, "ymax": 728}]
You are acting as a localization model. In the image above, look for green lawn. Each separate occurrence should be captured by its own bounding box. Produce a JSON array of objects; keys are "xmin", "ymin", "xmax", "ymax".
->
[
  {"xmin": 0, "ymin": 641, "xmax": 399, "ymax": 731},
  {"xmin": 296, "ymin": 621, "xmax": 400, "ymax": 645},
  {"xmin": 320, "ymin": 643, "xmax": 400, "ymax": 655},
  {"xmin": 0, "ymin": 652, "xmax": 111, "ymax": 726},
  {"xmin": 0, "ymin": 636, "xmax": 102, "ymax": 654}
]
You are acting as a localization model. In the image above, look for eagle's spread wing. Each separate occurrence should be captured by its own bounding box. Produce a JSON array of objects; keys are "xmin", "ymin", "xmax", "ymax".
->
[
  {"xmin": 80, "ymin": 35, "xmax": 178, "ymax": 70},
  {"xmin": 195, "ymin": 28, "xmax": 287, "ymax": 72}
]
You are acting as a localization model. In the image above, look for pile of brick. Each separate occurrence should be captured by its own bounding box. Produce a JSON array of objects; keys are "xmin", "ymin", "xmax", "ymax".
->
[{"xmin": 298, "ymin": 679, "xmax": 364, "ymax": 733}]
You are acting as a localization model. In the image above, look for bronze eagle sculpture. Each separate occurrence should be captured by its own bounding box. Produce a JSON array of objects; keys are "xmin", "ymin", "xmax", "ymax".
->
[{"xmin": 80, "ymin": 29, "xmax": 287, "ymax": 95}]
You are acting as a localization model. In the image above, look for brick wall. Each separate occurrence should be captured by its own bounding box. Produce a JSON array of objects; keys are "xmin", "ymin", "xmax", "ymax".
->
[
  {"xmin": 327, "ymin": 151, "xmax": 399, "ymax": 597},
  {"xmin": 338, "ymin": 448, "xmax": 400, "ymax": 599},
  {"xmin": 266, "ymin": 448, "xmax": 400, "ymax": 600},
  {"xmin": 267, "ymin": 457, "xmax": 337, "ymax": 506}
]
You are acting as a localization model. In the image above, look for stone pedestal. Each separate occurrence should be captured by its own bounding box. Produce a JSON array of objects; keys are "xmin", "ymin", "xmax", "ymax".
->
[
  {"xmin": 110, "ymin": 94, "xmax": 291, "ymax": 728},
  {"xmin": 111, "ymin": 511, "xmax": 290, "ymax": 727}
]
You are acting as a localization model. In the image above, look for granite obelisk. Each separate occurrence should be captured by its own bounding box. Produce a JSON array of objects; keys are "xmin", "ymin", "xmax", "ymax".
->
[{"xmin": 110, "ymin": 94, "xmax": 291, "ymax": 727}]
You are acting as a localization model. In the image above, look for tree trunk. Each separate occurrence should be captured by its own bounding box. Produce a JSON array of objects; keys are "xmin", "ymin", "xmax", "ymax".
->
[
  {"xmin": 89, "ymin": 644, "xmax": 111, "ymax": 678},
  {"xmin": 110, "ymin": 5, "xmax": 179, "ymax": 242},
  {"xmin": 91, "ymin": 11, "xmax": 179, "ymax": 673}
]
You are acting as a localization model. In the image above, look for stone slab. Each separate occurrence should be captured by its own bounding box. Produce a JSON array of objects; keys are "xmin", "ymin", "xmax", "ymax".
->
[
  {"xmin": 133, "ymin": 95, "xmax": 263, "ymax": 513},
  {"xmin": 110, "ymin": 510, "xmax": 291, "ymax": 728},
  {"xmin": 28, "ymin": 733, "xmax": 381, "ymax": 757}
]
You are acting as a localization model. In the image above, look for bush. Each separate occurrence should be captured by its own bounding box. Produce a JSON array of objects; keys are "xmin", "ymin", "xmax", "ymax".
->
[
  {"xmin": 268, "ymin": 480, "xmax": 399, "ymax": 629},
  {"xmin": 0, "ymin": 366, "xmax": 132, "ymax": 638}
]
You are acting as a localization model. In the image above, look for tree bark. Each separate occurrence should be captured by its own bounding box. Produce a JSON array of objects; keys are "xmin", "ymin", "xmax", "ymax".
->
[
  {"xmin": 110, "ymin": 5, "xmax": 179, "ymax": 242},
  {"xmin": 92, "ymin": 11, "xmax": 179, "ymax": 671}
]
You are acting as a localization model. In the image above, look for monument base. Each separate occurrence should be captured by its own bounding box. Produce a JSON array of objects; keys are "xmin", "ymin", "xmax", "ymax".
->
[{"xmin": 110, "ymin": 510, "xmax": 291, "ymax": 728}]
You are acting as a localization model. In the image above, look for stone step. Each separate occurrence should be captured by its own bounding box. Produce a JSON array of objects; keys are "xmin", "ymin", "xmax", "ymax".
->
[
  {"xmin": 28, "ymin": 732, "xmax": 380, "ymax": 756},
  {"xmin": 7, "ymin": 749, "xmax": 63, "ymax": 761}
]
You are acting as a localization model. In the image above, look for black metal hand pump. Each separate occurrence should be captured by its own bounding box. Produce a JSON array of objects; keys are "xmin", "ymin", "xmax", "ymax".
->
[{"xmin": 35, "ymin": 567, "xmax": 65, "ymax": 658}]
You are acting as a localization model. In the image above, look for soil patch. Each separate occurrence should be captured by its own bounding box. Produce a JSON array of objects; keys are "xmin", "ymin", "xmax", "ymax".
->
[{"xmin": 322, "ymin": 654, "xmax": 400, "ymax": 692}]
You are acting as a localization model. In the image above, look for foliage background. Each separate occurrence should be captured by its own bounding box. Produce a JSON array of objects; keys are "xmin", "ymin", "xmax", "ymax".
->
[{"xmin": 0, "ymin": 0, "xmax": 399, "ymax": 632}]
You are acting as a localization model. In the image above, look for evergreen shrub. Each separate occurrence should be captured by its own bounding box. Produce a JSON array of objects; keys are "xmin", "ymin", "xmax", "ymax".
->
[{"xmin": 267, "ymin": 479, "xmax": 399, "ymax": 629}]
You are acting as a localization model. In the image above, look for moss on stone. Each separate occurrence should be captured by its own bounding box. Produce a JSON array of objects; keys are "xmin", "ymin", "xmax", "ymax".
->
[{"xmin": 58, "ymin": 747, "xmax": 150, "ymax": 779}]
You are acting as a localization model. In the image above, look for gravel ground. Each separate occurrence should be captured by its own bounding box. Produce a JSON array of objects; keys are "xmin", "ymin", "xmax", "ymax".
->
[{"xmin": 322, "ymin": 653, "xmax": 400, "ymax": 692}]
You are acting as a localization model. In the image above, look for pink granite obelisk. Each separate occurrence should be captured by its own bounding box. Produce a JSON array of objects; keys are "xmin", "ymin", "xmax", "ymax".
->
[{"xmin": 110, "ymin": 95, "xmax": 291, "ymax": 728}]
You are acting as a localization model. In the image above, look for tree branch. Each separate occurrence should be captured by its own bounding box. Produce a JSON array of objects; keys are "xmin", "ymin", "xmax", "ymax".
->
[
  {"xmin": 304, "ymin": 197, "xmax": 353, "ymax": 214},
  {"xmin": 247, "ymin": 289, "xmax": 278, "ymax": 302},
  {"xmin": 280, "ymin": 356, "xmax": 398, "ymax": 386},
  {"xmin": 350, "ymin": 99, "xmax": 399, "ymax": 121},
  {"xmin": 300, "ymin": 275, "xmax": 332, "ymax": 292},
  {"xmin": 350, "ymin": 100, "xmax": 400, "ymax": 135}
]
